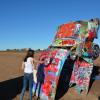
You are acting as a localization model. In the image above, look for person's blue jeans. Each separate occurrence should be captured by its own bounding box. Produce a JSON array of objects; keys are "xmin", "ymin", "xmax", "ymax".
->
[
  {"xmin": 20, "ymin": 73, "xmax": 33, "ymax": 100},
  {"xmin": 34, "ymin": 82, "xmax": 42, "ymax": 98}
]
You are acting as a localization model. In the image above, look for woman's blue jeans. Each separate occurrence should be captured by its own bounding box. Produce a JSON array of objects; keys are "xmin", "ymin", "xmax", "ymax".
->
[{"xmin": 20, "ymin": 73, "xmax": 33, "ymax": 100}]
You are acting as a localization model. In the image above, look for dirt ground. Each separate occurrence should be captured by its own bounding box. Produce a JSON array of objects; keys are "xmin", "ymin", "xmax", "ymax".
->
[{"xmin": 0, "ymin": 51, "xmax": 100, "ymax": 100}]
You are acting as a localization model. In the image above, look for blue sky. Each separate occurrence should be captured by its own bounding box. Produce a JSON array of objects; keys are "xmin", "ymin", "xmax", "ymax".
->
[{"xmin": 0, "ymin": 0, "xmax": 100, "ymax": 50}]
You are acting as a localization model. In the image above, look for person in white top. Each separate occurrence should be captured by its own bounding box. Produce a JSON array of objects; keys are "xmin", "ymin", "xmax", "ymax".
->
[{"xmin": 20, "ymin": 49, "xmax": 42, "ymax": 100}]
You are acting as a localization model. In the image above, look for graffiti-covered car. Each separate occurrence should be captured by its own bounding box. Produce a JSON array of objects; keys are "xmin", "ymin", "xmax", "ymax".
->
[
  {"xmin": 52, "ymin": 18, "xmax": 100, "ymax": 60},
  {"xmin": 33, "ymin": 18, "xmax": 100, "ymax": 100}
]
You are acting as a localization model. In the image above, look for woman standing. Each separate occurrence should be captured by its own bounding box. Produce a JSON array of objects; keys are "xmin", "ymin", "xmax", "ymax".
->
[{"xmin": 20, "ymin": 49, "xmax": 41, "ymax": 100}]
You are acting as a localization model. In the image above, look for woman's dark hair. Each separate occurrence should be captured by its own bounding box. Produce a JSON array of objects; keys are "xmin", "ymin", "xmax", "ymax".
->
[
  {"xmin": 90, "ymin": 19, "xmax": 93, "ymax": 21},
  {"xmin": 24, "ymin": 49, "xmax": 34, "ymax": 62}
]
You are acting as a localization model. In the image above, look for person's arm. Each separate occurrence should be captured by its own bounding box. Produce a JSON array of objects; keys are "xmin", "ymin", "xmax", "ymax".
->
[
  {"xmin": 33, "ymin": 58, "xmax": 44, "ymax": 63},
  {"xmin": 31, "ymin": 59, "xmax": 34, "ymax": 67},
  {"xmin": 30, "ymin": 58, "xmax": 41, "ymax": 70}
]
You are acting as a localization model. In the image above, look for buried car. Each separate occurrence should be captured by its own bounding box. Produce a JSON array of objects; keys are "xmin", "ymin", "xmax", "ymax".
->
[{"xmin": 33, "ymin": 18, "xmax": 100, "ymax": 100}]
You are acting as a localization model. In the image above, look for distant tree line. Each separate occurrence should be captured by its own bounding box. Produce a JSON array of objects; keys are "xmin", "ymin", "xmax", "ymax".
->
[
  {"xmin": 0, "ymin": 48, "xmax": 46, "ymax": 53},
  {"xmin": 5, "ymin": 48, "xmax": 44, "ymax": 53},
  {"xmin": 6, "ymin": 48, "xmax": 27, "ymax": 52}
]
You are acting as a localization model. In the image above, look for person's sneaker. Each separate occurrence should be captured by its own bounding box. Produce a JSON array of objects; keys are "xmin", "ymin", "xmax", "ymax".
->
[
  {"xmin": 37, "ymin": 96, "xmax": 40, "ymax": 100},
  {"xmin": 32, "ymin": 93, "xmax": 36, "ymax": 97}
]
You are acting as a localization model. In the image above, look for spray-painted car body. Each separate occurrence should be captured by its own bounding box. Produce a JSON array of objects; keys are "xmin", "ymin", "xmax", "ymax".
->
[
  {"xmin": 51, "ymin": 18, "xmax": 100, "ymax": 60},
  {"xmin": 33, "ymin": 18, "xmax": 100, "ymax": 100}
]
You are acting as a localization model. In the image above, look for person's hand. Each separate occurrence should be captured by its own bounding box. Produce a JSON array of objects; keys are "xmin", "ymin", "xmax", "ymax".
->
[{"xmin": 40, "ymin": 60, "xmax": 44, "ymax": 64}]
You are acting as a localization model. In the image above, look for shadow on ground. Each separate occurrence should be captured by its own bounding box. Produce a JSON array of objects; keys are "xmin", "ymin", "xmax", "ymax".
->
[{"xmin": 0, "ymin": 76, "xmax": 23, "ymax": 100}]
